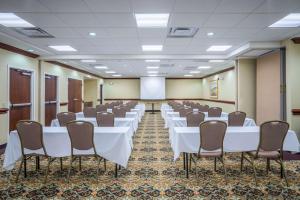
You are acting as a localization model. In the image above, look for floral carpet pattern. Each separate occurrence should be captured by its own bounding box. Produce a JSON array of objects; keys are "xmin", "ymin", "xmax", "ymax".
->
[{"xmin": 0, "ymin": 113, "xmax": 299, "ymax": 199}]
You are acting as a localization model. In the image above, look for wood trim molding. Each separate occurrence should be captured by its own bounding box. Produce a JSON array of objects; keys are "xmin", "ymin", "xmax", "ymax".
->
[
  {"xmin": 292, "ymin": 109, "xmax": 300, "ymax": 115},
  {"xmin": 0, "ymin": 108, "xmax": 9, "ymax": 114},
  {"xmin": 291, "ymin": 37, "xmax": 300, "ymax": 44},
  {"xmin": 198, "ymin": 98, "xmax": 235, "ymax": 105},
  {"xmin": 201, "ymin": 67, "xmax": 235, "ymax": 79},
  {"xmin": 46, "ymin": 61, "xmax": 103, "ymax": 79},
  {"xmin": 104, "ymin": 98, "xmax": 140, "ymax": 101},
  {"xmin": 0, "ymin": 42, "xmax": 39, "ymax": 58},
  {"xmin": 60, "ymin": 102, "xmax": 68, "ymax": 106}
]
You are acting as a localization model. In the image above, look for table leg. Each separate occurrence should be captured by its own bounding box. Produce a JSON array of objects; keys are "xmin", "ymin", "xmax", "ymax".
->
[
  {"xmin": 186, "ymin": 153, "xmax": 189, "ymax": 179},
  {"xmin": 24, "ymin": 157, "xmax": 27, "ymax": 178},
  {"xmin": 183, "ymin": 153, "xmax": 186, "ymax": 170},
  {"xmin": 115, "ymin": 164, "xmax": 118, "ymax": 178}
]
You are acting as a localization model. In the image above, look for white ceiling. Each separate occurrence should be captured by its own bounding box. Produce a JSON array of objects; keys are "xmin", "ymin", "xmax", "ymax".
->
[{"xmin": 0, "ymin": 0, "xmax": 299, "ymax": 78}]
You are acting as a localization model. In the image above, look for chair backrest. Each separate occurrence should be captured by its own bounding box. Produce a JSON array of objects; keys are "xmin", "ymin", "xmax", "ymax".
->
[
  {"xmin": 113, "ymin": 107, "xmax": 126, "ymax": 118},
  {"xmin": 16, "ymin": 120, "xmax": 46, "ymax": 155},
  {"xmin": 208, "ymin": 107, "xmax": 222, "ymax": 117},
  {"xmin": 96, "ymin": 104, "xmax": 107, "ymax": 113},
  {"xmin": 199, "ymin": 120, "xmax": 227, "ymax": 152},
  {"xmin": 66, "ymin": 121, "xmax": 95, "ymax": 153},
  {"xmin": 198, "ymin": 105, "xmax": 209, "ymax": 112},
  {"xmin": 96, "ymin": 112, "xmax": 114, "ymax": 127},
  {"xmin": 228, "ymin": 111, "xmax": 246, "ymax": 126},
  {"xmin": 83, "ymin": 107, "xmax": 97, "ymax": 118},
  {"xmin": 57, "ymin": 112, "xmax": 76, "ymax": 127},
  {"xmin": 258, "ymin": 121, "xmax": 289, "ymax": 153},
  {"xmin": 186, "ymin": 112, "xmax": 205, "ymax": 127},
  {"xmin": 179, "ymin": 107, "xmax": 193, "ymax": 117}
]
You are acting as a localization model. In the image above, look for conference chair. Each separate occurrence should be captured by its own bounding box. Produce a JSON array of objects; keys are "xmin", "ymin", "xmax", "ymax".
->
[
  {"xmin": 186, "ymin": 112, "xmax": 205, "ymax": 127},
  {"xmin": 83, "ymin": 107, "xmax": 97, "ymax": 118},
  {"xmin": 240, "ymin": 121, "xmax": 289, "ymax": 186},
  {"xmin": 113, "ymin": 107, "xmax": 126, "ymax": 118},
  {"xmin": 179, "ymin": 107, "xmax": 193, "ymax": 117},
  {"xmin": 96, "ymin": 104, "xmax": 107, "ymax": 113},
  {"xmin": 208, "ymin": 107, "xmax": 222, "ymax": 117},
  {"xmin": 96, "ymin": 112, "xmax": 114, "ymax": 127},
  {"xmin": 190, "ymin": 121, "xmax": 228, "ymax": 183},
  {"xmin": 228, "ymin": 111, "xmax": 246, "ymax": 126},
  {"xmin": 15, "ymin": 121, "xmax": 53, "ymax": 184},
  {"xmin": 57, "ymin": 112, "xmax": 76, "ymax": 126},
  {"xmin": 66, "ymin": 121, "xmax": 104, "ymax": 181},
  {"xmin": 198, "ymin": 105, "xmax": 209, "ymax": 112}
]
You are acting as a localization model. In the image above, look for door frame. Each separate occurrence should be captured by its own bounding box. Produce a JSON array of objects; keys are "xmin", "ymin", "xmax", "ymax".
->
[
  {"xmin": 43, "ymin": 73, "xmax": 59, "ymax": 124},
  {"xmin": 7, "ymin": 65, "xmax": 36, "ymax": 125}
]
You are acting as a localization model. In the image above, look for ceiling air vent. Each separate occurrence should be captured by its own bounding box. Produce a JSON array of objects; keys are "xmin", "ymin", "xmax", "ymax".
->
[
  {"xmin": 159, "ymin": 64, "xmax": 175, "ymax": 68},
  {"xmin": 13, "ymin": 27, "xmax": 54, "ymax": 38},
  {"xmin": 168, "ymin": 27, "xmax": 199, "ymax": 38}
]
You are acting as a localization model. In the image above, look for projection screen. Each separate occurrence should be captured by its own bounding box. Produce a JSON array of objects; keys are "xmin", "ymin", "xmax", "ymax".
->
[{"xmin": 140, "ymin": 77, "xmax": 166, "ymax": 100}]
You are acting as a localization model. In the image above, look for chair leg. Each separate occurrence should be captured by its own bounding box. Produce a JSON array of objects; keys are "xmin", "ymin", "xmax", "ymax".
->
[
  {"xmin": 60, "ymin": 158, "xmax": 63, "ymax": 170},
  {"xmin": 79, "ymin": 156, "xmax": 82, "ymax": 172},
  {"xmin": 67, "ymin": 156, "xmax": 73, "ymax": 182},
  {"xmin": 104, "ymin": 159, "xmax": 106, "ymax": 171},
  {"xmin": 266, "ymin": 158, "xmax": 270, "ymax": 174},
  {"xmin": 23, "ymin": 156, "xmax": 27, "ymax": 178},
  {"xmin": 240, "ymin": 152, "xmax": 244, "ymax": 172},
  {"xmin": 279, "ymin": 159, "xmax": 289, "ymax": 187},
  {"xmin": 36, "ymin": 156, "xmax": 40, "ymax": 171},
  {"xmin": 220, "ymin": 156, "xmax": 228, "ymax": 184},
  {"xmin": 250, "ymin": 158, "xmax": 258, "ymax": 186},
  {"xmin": 189, "ymin": 155, "xmax": 192, "ymax": 171},
  {"xmin": 44, "ymin": 157, "xmax": 51, "ymax": 184},
  {"xmin": 214, "ymin": 157, "xmax": 217, "ymax": 172},
  {"xmin": 183, "ymin": 153, "xmax": 186, "ymax": 170},
  {"xmin": 96, "ymin": 157, "xmax": 101, "ymax": 179},
  {"xmin": 15, "ymin": 157, "xmax": 24, "ymax": 183}
]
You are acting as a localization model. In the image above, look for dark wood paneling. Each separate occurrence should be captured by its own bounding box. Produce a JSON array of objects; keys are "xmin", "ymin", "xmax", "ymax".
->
[
  {"xmin": 45, "ymin": 75, "xmax": 57, "ymax": 126},
  {"xmin": 292, "ymin": 109, "xmax": 300, "ymax": 115},
  {"xmin": 9, "ymin": 69, "xmax": 31, "ymax": 131},
  {"xmin": 47, "ymin": 61, "xmax": 102, "ymax": 79},
  {"xmin": 0, "ymin": 42, "xmax": 39, "ymax": 58},
  {"xmin": 0, "ymin": 108, "xmax": 9, "ymax": 114},
  {"xmin": 291, "ymin": 37, "xmax": 300, "ymax": 44},
  {"xmin": 68, "ymin": 78, "xmax": 82, "ymax": 113}
]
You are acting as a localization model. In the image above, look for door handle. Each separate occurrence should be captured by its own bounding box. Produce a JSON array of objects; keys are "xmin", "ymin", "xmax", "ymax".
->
[{"xmin": 10, "ymin": 103, "xmax": 32, "ymax": 108}]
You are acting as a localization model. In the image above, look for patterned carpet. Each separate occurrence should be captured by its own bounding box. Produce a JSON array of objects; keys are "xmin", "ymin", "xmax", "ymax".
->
[{"xmin": 0, "ymin": 113, "xmax": 299, "ymax": 199}]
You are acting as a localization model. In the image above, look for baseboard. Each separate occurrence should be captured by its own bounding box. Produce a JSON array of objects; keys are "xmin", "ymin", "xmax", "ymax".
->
[{"xmin": 145, "ymin": 110, "xmax": 160, "ymax": 112}]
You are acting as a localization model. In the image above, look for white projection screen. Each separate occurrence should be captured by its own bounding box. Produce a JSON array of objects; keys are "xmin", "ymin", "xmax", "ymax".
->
[{"xmin": 140, "ymin": 77, "xmax": 166, "ymax": 100}]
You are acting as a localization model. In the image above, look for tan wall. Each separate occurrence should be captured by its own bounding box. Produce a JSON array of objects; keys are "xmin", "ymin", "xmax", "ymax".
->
[
  {"xmin": 283, "ymin": 39, "xmax": 300, "ymax": 140},
  {"xmin": 256, "ymin": 51, "xmax": 281, "ymax": 124},
  {"xmin": 201, "ymin": 69, "xmax": 236, "ymax": 113},
  {"xmin": 103, "ymin": 79, "xmax": 140, "ymax": 99},
  {"xmin": 166, "ymin": 79, "xmax": 202, "ymax": 99},
  {"xmin": 237, "ymin": 59, "xmax": 256, "ymax": 119},
  {"xmin": 0, "ymin": 48, "xmax": 39, "ymax": 145},
  {"xmin": 84, "ymin": 79, "xmax": 101, "ymax": 107}
]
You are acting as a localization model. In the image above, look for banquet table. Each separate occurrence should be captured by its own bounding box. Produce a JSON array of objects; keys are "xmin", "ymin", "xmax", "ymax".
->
[
  {"xmin": 3, "ymin": 127, "xmax": 133, "ymax": 172},
  {"xmin": 164, "ymin": 111, "xmax": 229, "ymax": 128},
  {"xmin": 51, "ymin": 117, "xmax": 137, "ymax": 135},
  {"xmin": 171, "ymin": 126, "xmax": 300, "ymax": 178}
]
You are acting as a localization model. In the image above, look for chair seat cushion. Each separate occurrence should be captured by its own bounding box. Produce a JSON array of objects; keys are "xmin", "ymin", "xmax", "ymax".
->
[
  {"xmin": 199, "ymin": 151, "xmax": 222, "ymax": 157},
  {"xmin": 249, "ymin": 150, "xmax": 280, "ymax": 158}
]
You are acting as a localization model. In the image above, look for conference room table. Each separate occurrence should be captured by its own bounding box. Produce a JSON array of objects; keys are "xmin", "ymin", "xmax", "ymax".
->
[
  {"xmin": 51, "ymin": 117, "xmax": 137, "ymax": 135},
  {"xmin": 171, "ymin": 126, "xmax": 300, "ymax": 178},
  {"xmin": 3, "ymin": 127, "xmax": 133, "ymax": 177},
  {"xmin": 76, "ymin": 111, "xmax": 140, "ymax": 123}
]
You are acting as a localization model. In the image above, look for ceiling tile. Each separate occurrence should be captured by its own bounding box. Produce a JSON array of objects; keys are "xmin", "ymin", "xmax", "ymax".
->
[
  {"xmin": 137, "ymin": 28, "xmax": 168, "ymax": 38},
  {"xmin": 42, "ymin": 27, "xmax": 81, "ymax": 38},
  {"xmin": 131, "ymin": 0, "xmax": 175, "ymax": 12},
  {"xmin": 254, "ymin": 0, "xmax": 300, "ymax": 13},
  {"xmin": 214, "ymin": 0, "xmax": 264, "ymax": 13},
  {"xmin": 93, "ymin": 13, "xmax": 136, "ymax": 27},
  {"xmin": 237, "ymin": 13, "xmax": 287, "ymax": 28},
  {"xmin": 169, "ymin": 13, "xmax": 210, "ymax": 27},
  {"xmin": 16, "ymin": 13, "xmax": 66, "ymax": 27},
  {"xmin": 106, "ymin": 28, "xmax": 138, "ymax": 38},
  {"xmin": 84, "ymin": 0, "xmax": 132, "ymax": 12},
  {"xmin": 0, "ymin": 0, "xmax": 50, "ymax": 12},
  {"xmin": 56, "ymin": 13, "xmax": 98, "ymax": 27},
  {"xmin": 173, "ymin": 0, "xmax": 221, "ymax": 12},
  {"xmin": 39, "ymin": 0, "xmax": 90, "ymax": 12},
  {"xmin": 164, "ymin": 38, "xmax": 192, "ymax": 46},
  {"xmin": 204, "ymin": 14, "xmax": 248, "ymax": 28}
]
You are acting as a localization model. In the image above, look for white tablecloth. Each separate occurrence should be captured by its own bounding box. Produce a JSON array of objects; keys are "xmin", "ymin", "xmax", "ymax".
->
[
  {"xmin": 3, "ymin": 127, "xmax": 132, "ymax": 170},
  {"xmin": 171, "ymin": 126, "xmax": 300, "ymax": 161},
  {"xmin": 51, "ymin": 117, "xmax": 137, "ymax": 135}
]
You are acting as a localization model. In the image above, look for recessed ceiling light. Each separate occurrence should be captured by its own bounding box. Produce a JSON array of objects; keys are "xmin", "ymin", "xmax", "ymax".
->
[
  {"xmin": 207, "ymin": 45, "xmax": 232, "ymax": 51},
  {"xmin": 48, "ymin": 45, "xmax": 77, "ymax": 52},
  {"xmin": 145, "ymin": 59, "xmax": 160, "ymax": 62},
  {"xmin": 190, "ymin": 71, "xmax": 201, "ymax": 74},
  {"xmin": 135, "ymin": 13, "xmax": 169, "ymax": 27},
  {"xmin": 89, "ymin": 32, "xmax": 96, "ymax": 36},
  {"xmin": 269, "ymin": 13, "xmax": 300, "ymax": 28},
  {"xmin": 105, "ymin": 71, "xmax": 116, "ymax": 74},
  {"xmin": 148, "ymin": 74, "xmax": 157, "ymax": 77},
  {"xmin": 184, "ymin": 74, "xmax": 193, "ymax": 77},
  {"xmin": 94, "ymin": 66, "xmax": 107, "ymax": 69},
  {"xmin": 0, "ymin": 13, "xmax": 35, "ymax": 27},
  {"xmin": 27, "ymin": 49, "xmax": 34, "ymax": 52},
  {"xmin": 209, "ymin": 60, "xmax": 224, "ymax": 63},
  {"xmin": 147, "ymin": 66, "xmax": 159, "ymax": 69},
  {"xmin": 112, "ymin": 74, "xmax": 122, "ymax": 77},
  {"xmin": 81, "ymin": 59, "xmax": 96, "ymax": 63},
  {"xmin": 198, "ymin": 66, "xmax": 211, "ymax": 69},
  {"xmin": 147, "ymin": 71, "xmax": 158, "ymax": 74},
  {"xmin": 207, "ymin": 32, "xmax": 214, "ymax": 36},
  {"xmin": 142, "ymin": 45, "xmax": 163, "ymax": 51}
]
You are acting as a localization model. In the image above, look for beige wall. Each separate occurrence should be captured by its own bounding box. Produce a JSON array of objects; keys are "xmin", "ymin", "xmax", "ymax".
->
[
  {"xmin": 84, "ymin": 79, "xmax": 101, "ymax": 107},
  {"xmin": 0, "ymin": 49, "xmax": 102, "ymax": 145},
  {"xmin": 283, "ymin": 39, "xmax": 300, "ymax": 140},
  {"xmin": 104, "ymin": 79, "xmax": 140, "ymax": 99},
  {"xmin": 237, "ymin": 59, "xmax": 256, "ymax": 119},
  {"xmin": 166, "ymin": 79, "xmax": 202, "ymax": 99},
  {"xmin": 256, "ymin": 51, "xmax": 281, "ymax": 124},
  {"xmin": 201, "ymin": 69, "xmax": 236, "ymax": 113}
]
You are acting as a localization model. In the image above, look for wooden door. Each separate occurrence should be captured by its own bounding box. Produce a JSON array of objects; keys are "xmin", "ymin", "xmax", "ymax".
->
[
  {"xmin": 45, "ymin": 74, "xmax": 57, "ymax": 126},
  {"xmin": 9, "ymin": 68, "xmax": 32, "ymax": 131},
  {"xmin": 68, "ymin": 78, "xmax": 82, "ymax": 113}
]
